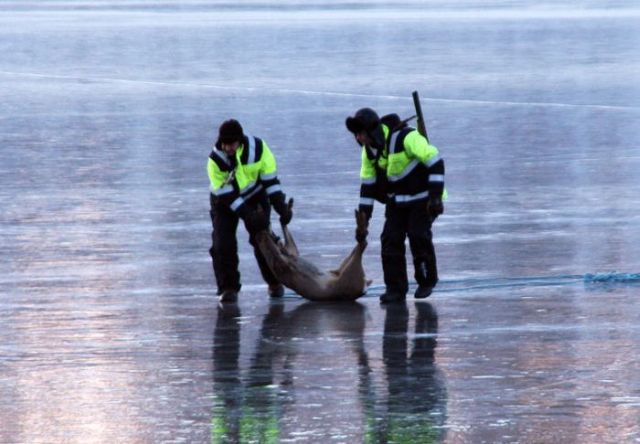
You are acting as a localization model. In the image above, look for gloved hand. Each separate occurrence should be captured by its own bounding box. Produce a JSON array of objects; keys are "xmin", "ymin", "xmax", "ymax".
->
[
  {"xmin": 241, "ymin": 206, "xmax": 269, "ymax": 233},
  {"xmin": 354, "ymin": 209, "xmax": 369, "ymax": 244},
  {"xmin": 273, "ymin": 195, "xmax": 293, "ymax": 226},
  {"xmin": 427, "ymin": 196, "xmax": 444, "ymax": 219},
  {"xmin": 280, "ymin": 201, "xmax": 293, "ymax": 225}
]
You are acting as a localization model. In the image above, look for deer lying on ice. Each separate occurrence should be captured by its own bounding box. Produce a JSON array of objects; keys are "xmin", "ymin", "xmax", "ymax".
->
[{"xmin": 255, "ymin": 204, "xmax": 370, "ymax": 301}]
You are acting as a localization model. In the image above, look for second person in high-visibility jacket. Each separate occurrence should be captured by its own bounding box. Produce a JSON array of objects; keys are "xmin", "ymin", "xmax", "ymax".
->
[
  {"xmin": 346, "ymin": 107, "xmax": 445, "ymax": 303},
  {"xmin": 207, "ymin": 119, "xmax": 293, "ymax": 303}
]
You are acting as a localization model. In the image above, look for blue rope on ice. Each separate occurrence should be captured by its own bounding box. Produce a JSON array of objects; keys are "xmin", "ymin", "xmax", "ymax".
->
[
  {"xmin": 583, "ymin": 272, "xmax": 640, "ymax": 283},
  {"xmin": 282, "ymin": 272, "xmax": 640, "ymax": 299},
  {"xmin": 359, "ymin": 272, "xmax": 640, "ymax": 298}
]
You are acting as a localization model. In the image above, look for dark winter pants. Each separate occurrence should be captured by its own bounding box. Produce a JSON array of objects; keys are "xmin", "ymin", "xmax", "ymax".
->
[
  {"xmin": 209, "ymin": 193, "xmax": 279, "ymax": 294},
  {"xmin": 381, "ymin": 201, "xmax": 438, "ymax": 295}
]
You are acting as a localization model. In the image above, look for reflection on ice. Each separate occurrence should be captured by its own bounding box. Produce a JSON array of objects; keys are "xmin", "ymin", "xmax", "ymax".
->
[
  {"xmin": 211, "ymin": 301, "xmax": 447, "ymax": 442},
  {"xmin": 1, "ymin": 0, "xmax": 639, "ymax": 442}
]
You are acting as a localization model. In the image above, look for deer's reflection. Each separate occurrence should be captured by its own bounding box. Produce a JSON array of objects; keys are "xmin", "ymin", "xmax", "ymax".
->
[{"xmin": 211, "ymin": 304, "xmax": 243, "ymax": 443}]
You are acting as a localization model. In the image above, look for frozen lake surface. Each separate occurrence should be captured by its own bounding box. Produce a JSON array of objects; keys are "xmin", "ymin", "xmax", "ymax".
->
[{"xmin": 1, "ymin": 1, "xmax": 639, "ymax": 442}]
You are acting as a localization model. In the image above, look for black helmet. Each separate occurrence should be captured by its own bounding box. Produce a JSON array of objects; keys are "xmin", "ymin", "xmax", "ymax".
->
[
  {"xmin": 217, "ymin": 119, "xmax": 244, "ymax": 144},
  {"xmin": 345, "ymin": 108, "xmax": 380, "ymax": 134}
]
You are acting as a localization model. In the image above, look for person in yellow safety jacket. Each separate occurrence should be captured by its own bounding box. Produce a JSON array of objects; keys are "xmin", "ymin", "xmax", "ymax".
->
[
  {"xmin": 346, "ymin": 107, "xmax": 445, "ymax": 303},
  {"xmin": 207, "ymin": 119, "xmax": 293, "ymax": 303}
]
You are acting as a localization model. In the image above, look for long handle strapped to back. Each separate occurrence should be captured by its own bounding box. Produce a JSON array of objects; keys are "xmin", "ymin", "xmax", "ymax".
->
[
  {"xmin": 412, "ymin": 90, "xmax": 429, "ymax": 143},
  {"xmin": 413, "ymin": 90, "xmax": 446, "ymax": 218}
]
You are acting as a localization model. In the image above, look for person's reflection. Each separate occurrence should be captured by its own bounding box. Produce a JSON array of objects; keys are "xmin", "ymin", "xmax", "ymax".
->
[
  {"xmin": 377, "ymin": 302, "xmax": 448, "ymax": 442},
  {"xmin": 211, "ymin": 303, "xmax": 243, "ymax": 443},
  {"xmin": 238, "ymin": 301, "xmax": 290, "ymax": 442},
  {"xmin": 246, "ymin": 301, "xmax": 370, "ymax": 439},
  {"xmin": 211, "ymin": 301, "xmax": 371, "ymax": 442}
]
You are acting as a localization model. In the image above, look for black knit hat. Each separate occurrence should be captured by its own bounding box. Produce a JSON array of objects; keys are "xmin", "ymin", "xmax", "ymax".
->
[
  {"xmin": 345, "ymin": 108, "xmax": 380, "ymax": 134},
  {"xmin": 346, "ymin": 108, "xmax": 385, "ymax": 148},
  {"xmin": 218, "ymin": 119, "xmax": 244, "ymax": 144}
]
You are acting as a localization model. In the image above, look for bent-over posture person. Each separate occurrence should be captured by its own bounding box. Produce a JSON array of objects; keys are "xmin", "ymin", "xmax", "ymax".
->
[
  {"xmin": 346, "ymin": 107, "xmax": 445, "ymax": 304},
  {"xmin": 207, "ymin": 119, "xmax": 293, "ymax": 303}
]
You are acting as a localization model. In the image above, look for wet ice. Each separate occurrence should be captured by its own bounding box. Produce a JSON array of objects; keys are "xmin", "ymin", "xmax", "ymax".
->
[{"xmin": 1, "ymin": 1, "xmax": 640, "ymax": 443}]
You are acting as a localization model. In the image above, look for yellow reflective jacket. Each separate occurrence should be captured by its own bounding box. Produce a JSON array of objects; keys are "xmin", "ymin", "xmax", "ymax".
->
[
  {"xmin": 359, "ymin": 123, "xmax": 445, "ymax": 214},
  {"xmin": 208, "ymin": 135, "xmax": 283, "ymax": 213}
]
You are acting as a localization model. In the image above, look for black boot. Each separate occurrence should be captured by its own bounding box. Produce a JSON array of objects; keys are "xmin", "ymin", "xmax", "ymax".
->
[
  {"xmin": 413, "ymin": 257, "xmax": 438, "ymax": 299},
  {"xmin": 381, "ymin": 254, "xmax": 408, "ymax": 304},
  {"xmin": 414, "ymin": 285, "xmax": 433, "ymax": 299},
  {"xmin": 268, "ymin": 284, "xmax": 285, "ymax": 298},
  {"xmin": 219, "ymin": 289, "xmax": 238, "ymax": 303},
  {"xmin": 380, "ymin": 290, "xmax": 406, "ymax": 304}
]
